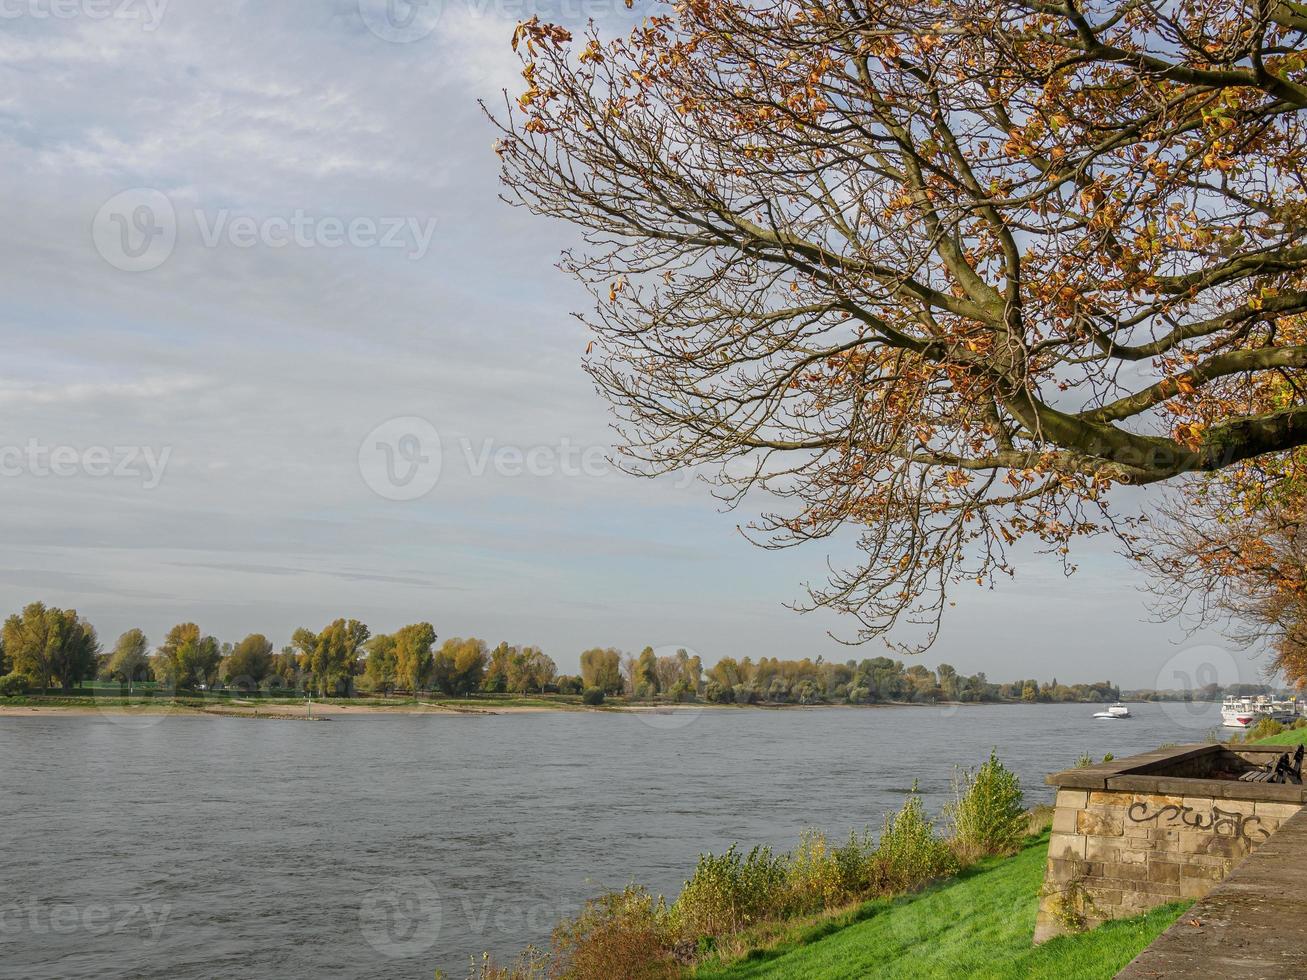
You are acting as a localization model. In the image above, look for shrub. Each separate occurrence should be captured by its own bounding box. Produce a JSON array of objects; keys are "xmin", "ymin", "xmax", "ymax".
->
[
  {"xmin": 0, "ymin": 673, "xmax": 30, "ymax": 698},
  {"xmin": 1237, "ymin": 717, "xmax": 1284, "ymax": 743},
  {"xmin": 786, "ymin": 828, "xmax": 878, "ymax": 912},
  {"xmin": 581, "ymin": 687, "xmax": 605, "ymax": 706},
  {"xmin": 732, "ymin": 684, "xmax": 759, "ymax": 705},
  {"xmin": 784, "ymin": 830, "xmax": 842, "ymax": 914},
  {"xmin": 670, "ymin": 843, "xmax": 789, "ymax": 938},
  {"xmin": 705, "ymin": 680, "xmax": 734, "ymax": 704},
  {"xmin": 875, "ymin": 788, "xmax": 958, "ymax": 894},
  {"xmin": 550, "ymin": 886, "xmax": 678, "ymax": 980},
  {"xmin": 945, "ymin": 750, "xmax": 1026, "ymax": 859}
]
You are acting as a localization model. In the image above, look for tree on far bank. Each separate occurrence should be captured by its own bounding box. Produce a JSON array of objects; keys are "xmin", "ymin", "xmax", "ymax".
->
[
  {"xmin": 483, "ymin": 641, "xmax": 514, "ymax": 693},
  {"xmin": 506, "ymin": 646, "xmax": 556, "ymax": 694},
  {"xmin": 294, "ymin": 619, "xmax": 371, "ymax": 698},
  {"xmin": 432, "ymin": 636, "xmax": 487, "ymax": 696},
  {"xmin": 633, "ymin": 647, "xmax": 659, "ymax": 698},
  {"xmin": 393, "ymin": 622, "xmax": 437, "ymax": 696},
  {"xmin": 223, "ymin": 633, "xmax": 275, "ymax": 690},
  {"xmin": 2, "ymin": 602, "xmax": 99, "ymax": 693},
  {"xmin": 362, "ymin": 633, "xmax": 398, "ymax": 695},
  {"xmin": 494, "ymin": 2, "xmax": 1307, "ymax": 651},
  {"xmin": 153, "ymin": 623, "xmax": 222, "ymax": 691},
  {"xmin": 100, "ymin": 628, "xmax": 151, "ymax": 685},
  {"xmin": 579, "ymin": 647, "xmax": 624, "ymax": 694}
]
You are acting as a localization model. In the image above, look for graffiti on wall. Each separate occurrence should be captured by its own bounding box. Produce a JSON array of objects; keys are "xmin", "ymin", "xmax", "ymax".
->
[{"xmin": 1126, "ymin": 801, "xmax": 1270, "ymax": 842}]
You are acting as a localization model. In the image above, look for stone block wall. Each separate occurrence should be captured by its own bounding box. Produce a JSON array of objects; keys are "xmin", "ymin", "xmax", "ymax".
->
[{"xmin": 1033, "ymin": 745, "xmax": 1306, "ymax": 944}]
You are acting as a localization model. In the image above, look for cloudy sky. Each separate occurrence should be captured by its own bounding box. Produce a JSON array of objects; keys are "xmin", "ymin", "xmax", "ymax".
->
[{"xmin": 0, "ymin": 0, "xmax": 1272, "ymax": 688}]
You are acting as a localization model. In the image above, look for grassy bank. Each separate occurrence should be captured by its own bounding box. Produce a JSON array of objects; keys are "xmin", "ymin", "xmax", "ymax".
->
[
  {"xmin": 694, "ymin": 833, "xmax": 1186, "ymax": 980},
  {"xmin": 1255, "ymin": 728, "xmax": 1307, "ymax": 746}
]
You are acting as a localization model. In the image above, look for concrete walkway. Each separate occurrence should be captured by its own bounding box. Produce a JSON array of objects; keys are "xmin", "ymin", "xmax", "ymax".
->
[{"xmin": 1118, "ymin": 807, "xmax": 1307, "ymax": 978}]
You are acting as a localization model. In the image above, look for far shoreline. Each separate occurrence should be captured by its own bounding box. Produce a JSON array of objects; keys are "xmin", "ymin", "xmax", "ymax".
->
[{"xmin": 0, "ymin": 697, "xmax": 1201, "ymax": 719}]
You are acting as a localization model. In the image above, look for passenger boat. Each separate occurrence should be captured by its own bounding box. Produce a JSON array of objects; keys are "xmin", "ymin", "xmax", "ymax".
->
[
  {"xmin": 1092, "ymin": 702, "xmax": 1130, "ymax": 720},
  {"xmin": 1222, "ymin": 695, "xmax": 1302, "ymax": 728}
]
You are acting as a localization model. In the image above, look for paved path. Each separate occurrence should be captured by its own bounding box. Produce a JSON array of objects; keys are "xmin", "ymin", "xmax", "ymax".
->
[{"xmin": 1118, "ymin": 807, "xmax": 1307, "ymax": 978}]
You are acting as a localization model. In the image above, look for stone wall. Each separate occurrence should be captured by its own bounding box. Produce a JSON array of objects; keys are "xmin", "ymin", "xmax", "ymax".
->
[{"xmin": 1033, "ymin": 744, "xmax": 1306, "ymax": 944}]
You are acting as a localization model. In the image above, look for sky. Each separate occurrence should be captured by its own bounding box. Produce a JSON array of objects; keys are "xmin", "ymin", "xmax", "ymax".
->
[{"xmin": 0, "ymin": 0, "xmax": 1279, "ymax": 689}]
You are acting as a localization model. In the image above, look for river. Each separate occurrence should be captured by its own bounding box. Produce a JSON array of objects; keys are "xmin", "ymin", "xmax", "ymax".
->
[{"xmin": 0, "ymin": 700, "xmax": 1225, "ymax": 978}]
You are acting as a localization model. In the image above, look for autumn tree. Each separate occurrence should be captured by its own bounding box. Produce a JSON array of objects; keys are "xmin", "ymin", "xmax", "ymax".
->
[
  {"xmin": 1, "ymin": 603, "xmax": 99, "ymax": 693},
  {"xmin": 363, "ymin": 632, "xmax": 399, "ymax": 695},
  {"xmin": 154, "ymin": 623, "xmax": 222, "ymax": 691},
  {"xmin": 493, "ymin": 1, "xmax": 1307, "ymax": 648},
  {"xmin": 632, "ymin": 646, "xmax": 660, "ymax": 698},
  {"xmin": 100, "ymin": 628, "xmax": 151, "ymax": 686},
  {"xmin": 294, "ymin": 619, "xmax": 370, "ymax": 697},
  {"xmin": 1141, "ymin": 447, "xmax": 1307, "ymax": 684},
  {"xmin": 432, "ymin": 636, "xmax": 488, "ymax": 695},
  {"xmin": 579, "ymin": 647, "xmax": 625, "ymax": 693},
  {"xmin": 223, "ymin": 633, "xmax": 275, "ymax": 690},
  {"xmin": 483, "ymin": 641, "xmax": 514, "ymax": 693},
  {"xmin": 506, "ymin": 646, "xmax": 557, "ymax": 693}
]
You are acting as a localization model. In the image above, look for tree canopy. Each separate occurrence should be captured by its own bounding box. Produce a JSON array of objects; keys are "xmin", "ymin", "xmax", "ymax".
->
[
  {"xmin": 101, "ymin": 628, "xmax": 151, "ymax": 684},
  {"xmin": 1, "ymin": 602, "xmax": 99, "ymax": 693},
  {"xmin": 493, "ymin": 0, "xmax": 1307, "ymax": 648}
]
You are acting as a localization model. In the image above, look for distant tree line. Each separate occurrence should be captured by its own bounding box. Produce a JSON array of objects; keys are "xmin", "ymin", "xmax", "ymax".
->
[{"xmin": 0, "ymin": 599, "xmax": 1251, "ymax": 704}]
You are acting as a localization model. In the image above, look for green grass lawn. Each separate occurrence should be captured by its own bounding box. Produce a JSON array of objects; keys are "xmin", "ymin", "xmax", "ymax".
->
[
  {"xmin": 1252, "ymin": 727, "xmax": 1307, "ymax": 746},
  {"xmin": 696, "ymin": 833, "xmax": 1186, "ymax": 980}
]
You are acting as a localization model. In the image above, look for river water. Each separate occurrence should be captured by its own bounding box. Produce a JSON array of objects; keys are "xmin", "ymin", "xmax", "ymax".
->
[{"xmin": 0, "ymin": 700, "xmax": 1223, "ymax": 978}]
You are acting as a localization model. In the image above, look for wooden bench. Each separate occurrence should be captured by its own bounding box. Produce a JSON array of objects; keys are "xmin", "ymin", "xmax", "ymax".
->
[{"xmin": 1239, "ymin": 744, "xmax": 1305, "ymax": 784}]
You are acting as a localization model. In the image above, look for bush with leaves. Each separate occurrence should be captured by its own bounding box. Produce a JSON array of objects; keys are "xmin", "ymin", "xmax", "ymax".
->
[
  {"xmin": 785, "ymin": 828, "xmax": 878, "ymax": 913},
  {"xmin": 0, "ymin": 673, "xmax": 30, "ymax": 698},
  {"xmin": 550, "ymin": 886, "xmax": 678, "ymax": 980},
  {"xmin": 581, "ymin": 687, "xmax": 605, "ymax": 706},
  {"xmin": 875, "ymin": 788, "xmax": 959, "ymax": 894},
  {"xmin": 669, "ymin": 843, "xmax": 789, "ymax": 938},
  {"xmin": 945, "ymin": 750, "xmax": 1026, "ymax": 859},
  {"xmin": 1237, "ymin": 717, "xmax": 1285, "ymax": 743}
]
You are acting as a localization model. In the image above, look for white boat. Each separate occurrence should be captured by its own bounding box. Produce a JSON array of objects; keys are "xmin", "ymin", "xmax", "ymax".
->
[
  {"xmin": 1092, "ymin": 702, "xmax": 1130, "ymax": 720},
  {"xmin": 1222, "ymin": 695, "xmax": 1301, "ymax": 728}
]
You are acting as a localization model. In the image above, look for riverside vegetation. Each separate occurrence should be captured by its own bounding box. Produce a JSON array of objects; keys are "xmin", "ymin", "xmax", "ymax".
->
[
  {"xmin": 0, "ymin": 600, "xmax": 1243, "ymax": 710},
  {"xmin": 450, "ymin": 752, "xmax": 1178, "ymax": 979}
]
